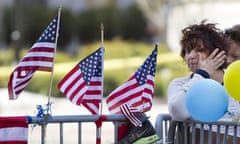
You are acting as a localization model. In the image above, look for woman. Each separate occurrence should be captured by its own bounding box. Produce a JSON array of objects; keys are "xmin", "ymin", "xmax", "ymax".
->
[
  {"xmin": 167, "ymin": 20, "xmax": 228, "ymax": 121},
  {"xmin": 167, "ymin": 20, "xmax": 231, "ymax": 144}
]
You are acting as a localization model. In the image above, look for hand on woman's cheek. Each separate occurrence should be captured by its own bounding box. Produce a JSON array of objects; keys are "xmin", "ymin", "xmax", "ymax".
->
[{"xmin": 197, "ymin": 49, "xmax": 226, "ymax": 76}]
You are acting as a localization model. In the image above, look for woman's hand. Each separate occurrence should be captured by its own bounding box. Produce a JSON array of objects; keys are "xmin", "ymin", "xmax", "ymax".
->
[{"xmin": 198, "ymin": 48, "xmax": 226, "ymax": 76}]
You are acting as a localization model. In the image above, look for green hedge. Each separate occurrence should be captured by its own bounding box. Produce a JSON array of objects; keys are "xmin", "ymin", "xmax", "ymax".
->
[{"xmin": 0, "ymin": 61, "xmax": 188, "ymax": 98}]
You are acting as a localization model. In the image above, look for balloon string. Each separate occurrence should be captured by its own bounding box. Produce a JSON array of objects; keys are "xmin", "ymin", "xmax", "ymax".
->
[{"xmin": 227, "ymin": 111, "xmax": 240, "ymax": 122}]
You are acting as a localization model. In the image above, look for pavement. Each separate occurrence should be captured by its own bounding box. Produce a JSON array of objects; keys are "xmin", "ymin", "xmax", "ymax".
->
[{"xmin": 0, "ymin": 88, "xmax": 169, "ymax": 144}]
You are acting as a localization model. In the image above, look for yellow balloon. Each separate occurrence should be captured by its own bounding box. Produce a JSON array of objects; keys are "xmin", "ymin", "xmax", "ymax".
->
[{"xmin": 224, "ymin": 60, "xmax": 240, "ymax": 100}]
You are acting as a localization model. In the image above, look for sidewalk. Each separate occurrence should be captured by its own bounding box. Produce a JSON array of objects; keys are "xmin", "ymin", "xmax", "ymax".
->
[{"xmin": 0, "ymin": 88, "xmax": 169, "ymax": 143}]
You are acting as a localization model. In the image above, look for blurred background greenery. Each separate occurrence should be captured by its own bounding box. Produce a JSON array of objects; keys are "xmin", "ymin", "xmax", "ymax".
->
[
  {"xmin": 0, "ymin": 40, "xmax": 188, "ymax": 98},
  {"xmin": 7, "ymin": 0, "xmax": 236, "ymax": 98}
]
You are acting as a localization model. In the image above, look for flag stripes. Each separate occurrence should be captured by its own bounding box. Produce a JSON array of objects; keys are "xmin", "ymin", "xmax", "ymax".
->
[
  {"xmin": 107, "ymin": 75, "xmax": 155, "ymax": 114},
  {"xmin": 8, "ymin": 15, "xmax": 60, "ymax": 100},
  {"xmin": 120, "ymin": 104, "xmax": 142, "ymax": 127},
  {"xmin": 58, "ymin": 48, "xmax": 103, "ymax": 115},
  {"xmin": 8, "ymin": 71, "xmax": 35, "ymax": 100},
  {"xmin": 58, "ymin": 68, "xmax": 102, "ymax": 105},
  {"xmin": 82, "ymin": 102, "xmax": 99, "ymax": 115},
  {"xmin": 0, "ymin": 116, "xmax": 28, "ymax": 144},
  {"xmin": 106, "ymin": 44, "xmax": 158, "ymax": 114}
]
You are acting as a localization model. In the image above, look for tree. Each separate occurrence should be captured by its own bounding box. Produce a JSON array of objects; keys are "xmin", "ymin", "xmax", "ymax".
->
[{"xmin": 136, "ymin": 0, "xmax": 197, "ymax": 44}]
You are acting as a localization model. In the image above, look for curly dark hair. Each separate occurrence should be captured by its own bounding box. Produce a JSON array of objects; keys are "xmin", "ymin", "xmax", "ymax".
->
[
  {"xmin": 224, "ymin": 24, "xmax": 240, "ymax": 44},
  {"xmin": 180, "ymin": 20, "xmax": 229, "ymax": 69}
]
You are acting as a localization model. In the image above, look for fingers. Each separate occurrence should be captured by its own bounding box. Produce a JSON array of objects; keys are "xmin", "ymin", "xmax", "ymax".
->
[
  {"xmin": 214, "ymin": 50, "xmax": 226, "ymax": 60},
  {"xmin": 207, "ymin": 48, "xmax": 220, "ymax": 60},
  {"xmin": 197, "ymin": 48, "xmax": 226, "ymax": 75},
  {"xmin": 211, "ymin": 49, "xmax": 226, "ymax": 69}
]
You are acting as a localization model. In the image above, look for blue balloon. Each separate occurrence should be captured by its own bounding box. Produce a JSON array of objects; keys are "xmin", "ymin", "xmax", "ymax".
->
[{"xmin": 185, "ymin": 79, "xmax": 229, "ymax": 122}]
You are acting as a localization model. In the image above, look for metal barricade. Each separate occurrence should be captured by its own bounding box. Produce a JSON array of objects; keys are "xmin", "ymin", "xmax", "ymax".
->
[
  {"xmin": 155, "ymin": 113, "xmax": 240, "ymax": 144},
  {"xmin": 155, "ymin": 114, "xmax": 172, "ymax": 139},
  {"xmin": 154, "ymin": 113, "xmax": 176, "ymax": 144},
  {"xmin": 28, "ymin": 114, "xmax": 128, "ymax": 144}
]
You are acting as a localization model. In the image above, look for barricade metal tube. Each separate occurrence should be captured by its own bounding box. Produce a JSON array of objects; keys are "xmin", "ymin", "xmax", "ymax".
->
[
  {"xmin": 28, "ymin": 114, "xmax": 128, "ymax": 144},
  {"xmin": 78, "ymin": 122, "xmax": 81, "ymax": 144},
  {"xmin": 28, "ymin": 114, "xmax": 127, "ymax": 123},
  {"xmin": 60, "ymin": 122, "xmax": 63, "ymax": 144}
]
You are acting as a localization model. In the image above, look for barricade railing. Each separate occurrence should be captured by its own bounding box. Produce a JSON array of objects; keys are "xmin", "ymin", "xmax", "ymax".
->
[
  {"xmin": 28, "ymin": 114, "xmax": 128, "ymax": 144},
  {"xmin": 155, "ymin": 113, "xmax": 240, "ymax": 144}
]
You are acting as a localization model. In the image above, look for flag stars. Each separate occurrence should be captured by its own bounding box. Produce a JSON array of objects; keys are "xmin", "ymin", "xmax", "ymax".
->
[
  {"xmin": 80, "ymin": 49, "xmax": 103, "ymax": 84},
  {"xmin": 58, "ymin": 47, "xmax": 103, "ymax": 114},
  {"xmin": 135, "ymin": 48, "xmax": 157, "ymax": 85},
  {"xmin": 37, "ymin": 16, "xmax": 58, "ymax": 43}
]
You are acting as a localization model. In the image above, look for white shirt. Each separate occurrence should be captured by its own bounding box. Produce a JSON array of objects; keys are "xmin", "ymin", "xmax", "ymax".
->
[
  {"xmin": 167, "ymin": 73, "xmax": 240, "ymax": 121},
  {"xmin": 167, "ymin": 73, "xmax": 240, "ymax": 136}
]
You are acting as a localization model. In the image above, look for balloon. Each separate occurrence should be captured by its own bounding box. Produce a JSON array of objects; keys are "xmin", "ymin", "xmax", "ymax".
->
[
  {"xmin": 185, "ymin": 79, "xmax": 229, "ymax": 122},
  {"xmin": 224, "ymin": 60, "xmax": 240, "ymax": 100}
]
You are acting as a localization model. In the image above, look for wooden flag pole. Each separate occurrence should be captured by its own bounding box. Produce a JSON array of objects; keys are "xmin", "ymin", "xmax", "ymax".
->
[
  {"xmin": 96, "ymin": 23, "xmax": 104, "ymax": 144},
  {"xmin": 41, "ymin": 6, "xmax": 62, "ymax": 144},
  {"xmin": 100, "ymin": 23, "xmax": 104, "ymax": 117},
  {"xmin": 47, "ymin": 6, "xmax": 62, "ymax": 113}
]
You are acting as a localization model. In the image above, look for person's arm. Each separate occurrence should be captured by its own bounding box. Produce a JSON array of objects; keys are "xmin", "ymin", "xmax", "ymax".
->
[{"xmin": 167, "ymin": 73, "xmax": 207, "ymax": 121}]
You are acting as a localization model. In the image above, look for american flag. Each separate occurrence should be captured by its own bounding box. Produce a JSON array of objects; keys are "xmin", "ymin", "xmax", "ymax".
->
[
  {"xmin": 58, "ymin": 48, "xmax": 104, "ymax": 115},
  {"xmin": 0, "ymin": 116, "xmax": 28, "ymax": 144},
  {"xmin": 106, "ymin": 44, "xmax": 158, "ymax": 114},
  {"xmin": 120, "ymin": 103, "xmax": 142, "ymax": 127},
  {"xmin": 8, "ymin": 15, "xmax": 60, "ymax": 100}
]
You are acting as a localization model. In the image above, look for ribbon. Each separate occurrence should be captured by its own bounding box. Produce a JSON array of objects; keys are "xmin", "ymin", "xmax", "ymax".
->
[
  {"xmin": 95, "ymin": 115, "xmax": 107, "ymax": 128},
  {"xmin": 31, "ymin": 103, "xmax": 52, "ymax": 129}
]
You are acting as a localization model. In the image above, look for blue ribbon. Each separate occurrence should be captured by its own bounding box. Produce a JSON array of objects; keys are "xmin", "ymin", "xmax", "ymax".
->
[{"xmin": 30, "ymin": 103, "xmax": 52, "ymax": 129}]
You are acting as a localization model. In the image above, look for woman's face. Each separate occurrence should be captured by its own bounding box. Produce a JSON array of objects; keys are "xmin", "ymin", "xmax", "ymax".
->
[
  {"xmin": 185, "ymin": 49, "xmax": 208, "ymax": 72},
  {"xmin": 227, "ymin": 41, "xmax": 240, "ymax": 65}
]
